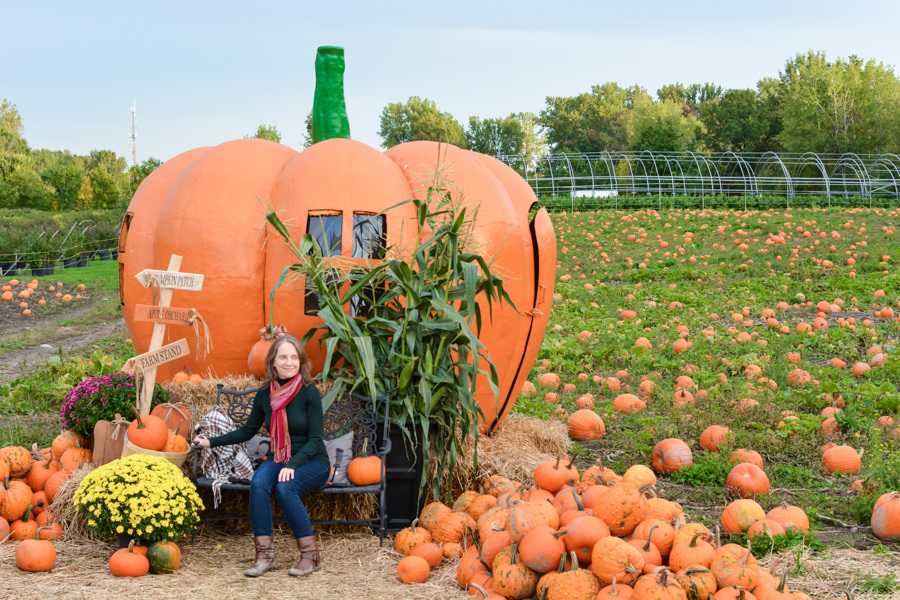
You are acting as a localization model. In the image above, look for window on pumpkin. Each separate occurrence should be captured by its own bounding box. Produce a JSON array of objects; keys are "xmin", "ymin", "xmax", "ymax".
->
[
  {"xmin": 351, "ymin": 213, "xmax": 385, "ymax": 259},
  {"xmin": 349, "ymin": 213, "xmax": 387, "ymax": 317},
  {"xmin": 305, "ymin": 211, "xmax": 342, "ymax": 315}
]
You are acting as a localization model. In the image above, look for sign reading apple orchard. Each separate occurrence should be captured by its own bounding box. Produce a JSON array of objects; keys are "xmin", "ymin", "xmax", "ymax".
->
[{"xmin": 132, "ymin": 304, "xmax": 195, "ymax": 325}]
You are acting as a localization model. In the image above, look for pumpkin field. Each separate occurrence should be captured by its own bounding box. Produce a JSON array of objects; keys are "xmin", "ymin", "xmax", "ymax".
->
[{"xmin": 2, "ymin": 204, "xmax": 900, "ymax": 599}]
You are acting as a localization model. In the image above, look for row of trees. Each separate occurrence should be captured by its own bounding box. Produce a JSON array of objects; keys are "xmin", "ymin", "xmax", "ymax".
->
[
  {"xmin": 378, "ymin": 51, "xmax": 900, "ymax": 157},
  {"xmin": 0, "ymin": 99, "xmax": 161, "ymax": 211},
  {"xmin": 3, "ymin": 51, "xmax": 898, "ymax": 212}
]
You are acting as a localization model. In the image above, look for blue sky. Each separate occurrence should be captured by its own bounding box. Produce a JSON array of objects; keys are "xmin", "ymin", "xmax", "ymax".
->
[{"xmin": 4, "ymin": 1, "xmax": 899, "ymax": 164}]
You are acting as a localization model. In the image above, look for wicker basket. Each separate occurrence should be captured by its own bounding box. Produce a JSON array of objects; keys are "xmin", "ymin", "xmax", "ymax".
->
[{"xmin": 121, "ymin": 432, "xmax": 189, "ymax": 467}]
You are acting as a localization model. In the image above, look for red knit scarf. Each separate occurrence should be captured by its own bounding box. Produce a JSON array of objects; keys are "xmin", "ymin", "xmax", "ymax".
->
[{"xmin": 269, "ymin": 375, "xmax": 302, "ymax": 464}]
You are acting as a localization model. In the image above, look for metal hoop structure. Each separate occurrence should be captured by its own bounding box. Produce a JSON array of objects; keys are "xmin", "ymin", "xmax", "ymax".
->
[{"xmin": 497, "ymin": 151, "xmax": 900, "ymax": 206}]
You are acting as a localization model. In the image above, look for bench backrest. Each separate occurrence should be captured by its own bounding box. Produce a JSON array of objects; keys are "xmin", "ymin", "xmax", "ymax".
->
[{"xmin": 214, "ymin": 384, "xmax": 389, "ymax": 457}]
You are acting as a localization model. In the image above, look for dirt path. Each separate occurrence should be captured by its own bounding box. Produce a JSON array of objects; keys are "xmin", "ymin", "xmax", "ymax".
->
[{"xmin": 0, "ymin": 304, "xmax": 126, "ymax": 384}]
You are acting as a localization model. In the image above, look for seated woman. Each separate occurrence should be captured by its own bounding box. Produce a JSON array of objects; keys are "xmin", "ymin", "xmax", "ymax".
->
[{"xmin": 193, "ymin": 334, "xmax": 329, "ymax": 577}]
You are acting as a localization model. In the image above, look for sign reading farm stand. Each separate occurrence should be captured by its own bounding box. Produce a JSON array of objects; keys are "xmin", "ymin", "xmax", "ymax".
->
[
  {"xmin": 122, "ymin": 254, "xmax": 208, "ymax": 414},
  {"xmin": 123, "ymin": 339, "xmax": 191, "ymax": 373}
]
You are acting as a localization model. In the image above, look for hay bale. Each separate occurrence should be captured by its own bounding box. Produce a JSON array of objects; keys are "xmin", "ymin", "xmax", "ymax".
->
[{"xmin": 424, "ymin": 414, "xmax": 570, "ymax": 502}]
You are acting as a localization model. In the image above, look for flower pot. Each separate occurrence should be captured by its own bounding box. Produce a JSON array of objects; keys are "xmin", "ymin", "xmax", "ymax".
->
[
  {"xmin": 77, "ymin": 252, "xmax": 89, "ymax": 267},
  {"xmin": 96, "ymin": 249, "xmax": 113, "ymax": 261},
  {"xmin": 30, "ymin": 264, "xmax": 55, "ymax": 276},
  {"xmin": 0, "ymin": 262, "xmax": 15, "ymax": 276},
  {"xmin": 62, "ymin": 258, "xmax": 78, "ymax": 269},
  {"xmin": 117, "ymin": 532, "xmax": 150, "ymax": 549},
  {"xmin": 381, "ymin": 421, "xmax": 427, "ymax": 533}
]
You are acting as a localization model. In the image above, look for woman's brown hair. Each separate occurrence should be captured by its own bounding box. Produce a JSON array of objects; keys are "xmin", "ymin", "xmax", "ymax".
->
[{"xmin": 262, "ymin": 334, "xmax": 314, "ymax": 386}]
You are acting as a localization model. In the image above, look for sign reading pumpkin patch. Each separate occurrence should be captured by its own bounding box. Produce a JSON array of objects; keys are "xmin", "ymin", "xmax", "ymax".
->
[{"xmin": 134, "ymin": 269, "xmax": 204, "ymax": 291}]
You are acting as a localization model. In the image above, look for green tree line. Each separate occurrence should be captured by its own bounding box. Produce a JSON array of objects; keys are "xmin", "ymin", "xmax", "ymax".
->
[
  {"xmin": 378, "ymin": 51, "xmax": 900, "ymax": 157},
  {"xmin": 3, "ymin": 51, "xmax": 898, "ymax": 213},
  {"xmin": 0, "ymin": 99, "xmax": 163, "ymax": 211}
]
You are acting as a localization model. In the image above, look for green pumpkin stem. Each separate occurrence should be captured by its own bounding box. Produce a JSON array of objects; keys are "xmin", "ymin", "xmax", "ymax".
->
[
  {"xmin": 643, "ymin": 524, "xmax": 659, "ymax": 553},
  {"xmin": 131, "ymin": 406, "xmax": 146, "ymax": 430},
  {"xmin": 312, "ymin": 46, "xmax": 350, "ymax": 143}
]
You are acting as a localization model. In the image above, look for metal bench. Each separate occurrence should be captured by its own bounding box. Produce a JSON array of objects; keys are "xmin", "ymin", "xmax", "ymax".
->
[{"xmin": 191, "ymin": 384, "xmax": 391, "ymax": 545}]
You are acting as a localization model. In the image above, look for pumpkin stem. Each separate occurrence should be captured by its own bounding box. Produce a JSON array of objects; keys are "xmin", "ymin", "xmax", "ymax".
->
[
  {"xmin": 572, "ymin": 487, "xmax": 584, "ymax": 512},
  {"xmin": 642, "ymin": 524, "xmax": 659, "ymax": 553},
  {"xmin": 689, "ymin": 532, "xmax": 705, "ymax": 547},
  {"xmin": 776, "ymin": 569, "xmax": 789, "ymax": 593},
  {"xmin": 468, "ymin": 582, "xmax": 491, "ymax": 600},
  {"xmin": 130, "ymin": 406, "xmax": 146, "ymax": 430},
  {"xmin": 33, "ymin": 526, "xmax": 52, "ymax": 540},
  {"xmin": 565, "ymin": 453, "xmax": 577, "ymax": 470},
  {"xmin": 410, "ymin": 517, "xmax": 419, "ymax": 533},
  {"xmin": 312, "ymin": 46, "xmax": 351, "ymax": 143},
  {"xmin": 738, "ymin": 539, "xmax": 753, "ymax": 567},
  {"xmin": 21, "ymin": 504, "xmax": 35, "ymax": 522}
]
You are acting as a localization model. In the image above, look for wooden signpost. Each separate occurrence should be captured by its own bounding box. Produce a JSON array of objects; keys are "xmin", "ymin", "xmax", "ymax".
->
[{"xmin": 123, "ymin": 254, "xmax": 206, "ymax": 415}]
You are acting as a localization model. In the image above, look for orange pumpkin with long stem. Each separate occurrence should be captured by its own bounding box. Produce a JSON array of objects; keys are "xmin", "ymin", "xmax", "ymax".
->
[
  {"xmin": 15, "ymin": 526, "xmax": 57, "ymax": 572},
  {"xmin": 120, "ymin": 48, "xmax": 556, "ymax": 433},
  {"xmin": 126, "ymin": 408, "xmax": 168, "ymax": 452}
]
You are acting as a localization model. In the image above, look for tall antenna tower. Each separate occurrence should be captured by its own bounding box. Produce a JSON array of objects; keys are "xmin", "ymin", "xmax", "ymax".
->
[{"xmin": 129, "ymin": 100, "xmax": 137, "ymax": 166}]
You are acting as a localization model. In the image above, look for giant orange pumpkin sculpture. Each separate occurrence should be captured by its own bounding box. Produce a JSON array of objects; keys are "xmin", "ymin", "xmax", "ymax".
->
[{"xmin": 119, "ymin": 47, "xmax": 555, "ymax": 430}]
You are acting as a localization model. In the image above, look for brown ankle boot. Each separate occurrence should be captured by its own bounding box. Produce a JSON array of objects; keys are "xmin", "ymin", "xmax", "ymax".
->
[
  {"xmin": 288, "ymin": 535, "xmax": 321, "ymax": 577},
  {"xmin": 244, "ymin": 535, "xmax": 276, "ymax": 577}
]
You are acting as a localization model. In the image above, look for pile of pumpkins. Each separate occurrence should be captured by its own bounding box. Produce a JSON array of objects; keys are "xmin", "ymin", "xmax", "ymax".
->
[
  {"xmin": 109, "ymin": 539, "xmax": 182, "ymax": 577},
  {"xmin": 1, "ymin": 416, "xmax": 189, "ymax": 575},
  {"xmin": 392, "ymin": 454, "xmax": 900, "ymax": 599},
  {"xmin": 1, "ymin": 431, "xmax": 91, "ymax": 571}
]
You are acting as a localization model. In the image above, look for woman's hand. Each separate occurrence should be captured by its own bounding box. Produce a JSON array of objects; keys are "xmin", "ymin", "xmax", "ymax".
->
[
  {"xmin": 278, "ymin": 467, "xmax": 295, "ymax": 482},
  {"xmin": 192, "ymin": 437, "xmax": 210, "ymax": 449}
]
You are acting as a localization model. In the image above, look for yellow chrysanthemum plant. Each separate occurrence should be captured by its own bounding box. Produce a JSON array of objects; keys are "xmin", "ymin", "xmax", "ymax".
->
[{"xmin": 73, "ymin": 454, "xmax": 205, "ymax": 542}]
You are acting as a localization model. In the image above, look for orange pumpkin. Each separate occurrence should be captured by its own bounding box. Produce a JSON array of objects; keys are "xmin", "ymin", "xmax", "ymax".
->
[
  {"xmin": 590, "ymin": 536, "xmax": 644, "ymax": 586},
  {"xmin": 871, "ymin": 491, "xmax": 900, "ymax": 541},
  {"xmin": 651, "ymin": 438, "xmax": 693, "ymax": 474},
  {"xmin": 15, "ymin": 526, "xmax": 57, "ymax": 572},
  {"xmin": 51, "ymin": 431, "xmax": 86, "ymax": 460},
  {"xmin": 346, "ymin": 455, "xmax": 382, "ymax": 486},
  {"xmin": 418, "ymin": 502, "xmax": 452, "ymax": 534},
  {"xmin": 393, "ymin": 518, "xmax": 432, "ymax": 556},
  {"xmin": 109, "ymin": 539, "xmax": 150, "ymax": 577},
  {"xmin": 409, "ymin": 541, "xmax": 442, "ymax": 570},
  {"xmin": 59, "ymin": 442, "xmax": 92, "ymax": 474},
  {"xmin": 725, "ymin": 463, "xmax": 770, "ymax": 499},
  {"xmin": 821, "ymin": 445, "xmax": 861, "ymax": 475},
  {"xmin": 567, "ymin": 409, "xmax": 605, "ymax": 441},
  {"xmin": 720, "ymin": 499, "xmax": 766, "ymax": 535},
  {"xmin": 492, "ymin": 543, "xmax": 539, "ymax": 599},
  {"xmin": 121, "ymin": 94, "xmax": 556, "ymax": 434},
  {"xmin": 1, "ymin": 478, "xmax": 34, "ymax": 522},
  {"xmin": 0, "ymin": 446, "xmax": 33, "ymax": 478},
  {"xmin": 396, "ymin": 554, "xmax": 430, "ymax": 584},
  {"xmin": 25, "ymin": 450, "xmax": 61, "ymax": 493},
  {"xmin": 42, "ymin": 470, "xmax": 69, "ymax": 503},
  {"xmin": 126, "ymin": 412, "xmax": 169, "ymax": 452}
]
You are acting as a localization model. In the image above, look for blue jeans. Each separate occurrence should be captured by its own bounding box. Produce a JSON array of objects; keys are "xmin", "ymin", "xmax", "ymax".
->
[{"xmin": 249, "ymin": 459, "xmax": 330, "ymax": 538}]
